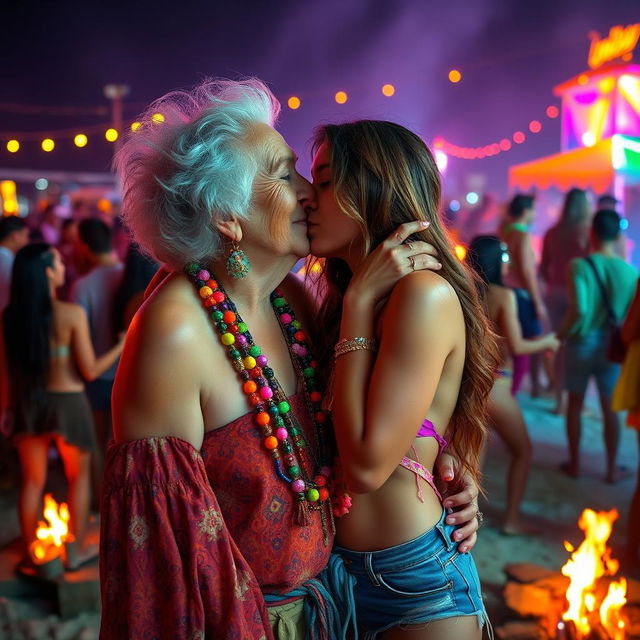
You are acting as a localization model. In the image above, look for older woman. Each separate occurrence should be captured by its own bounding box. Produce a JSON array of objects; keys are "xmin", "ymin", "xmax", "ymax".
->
[{"xmin": 100, "ymin": 79, "xmax": 479, "ymax": 640}]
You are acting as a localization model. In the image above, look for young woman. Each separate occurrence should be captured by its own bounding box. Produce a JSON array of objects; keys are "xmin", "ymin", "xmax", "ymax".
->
[
  {"xmin": 0, "ymin": 244, "xmax": 124, "ymax": 569},
  {"xmin": 467, "ymin": 236, "xmax": 559, "ymax": 535},
  {"xmin": 308, "ymin": 121, "xmax": 499, "ymax": 639}
]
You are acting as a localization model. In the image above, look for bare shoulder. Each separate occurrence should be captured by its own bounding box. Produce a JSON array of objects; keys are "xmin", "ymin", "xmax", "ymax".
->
[
  {"xmin": 389, "ymin": 271, "xmax": 459, "ymax": 313},
  {"xmin": 129, "ymin": 273, "xmax": 207, "ymax": 350},
  {"xmin": 113, "ymin": 273, "xmax": 210, "ymax": 445},
  {"xmin": 54, "ymin": 299, "xmax": 86, "ymax": 323}
]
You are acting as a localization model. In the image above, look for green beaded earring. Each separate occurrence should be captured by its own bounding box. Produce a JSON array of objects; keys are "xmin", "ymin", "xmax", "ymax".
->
[{"xmin": 226, "ymin": 241, "xmax": 250, "ymax": 279}]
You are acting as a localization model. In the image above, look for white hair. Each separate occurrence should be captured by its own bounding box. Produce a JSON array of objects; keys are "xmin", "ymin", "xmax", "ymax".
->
[{"xmin": 114, "ymin": 78, "xmax": 281, "ymax": 270}]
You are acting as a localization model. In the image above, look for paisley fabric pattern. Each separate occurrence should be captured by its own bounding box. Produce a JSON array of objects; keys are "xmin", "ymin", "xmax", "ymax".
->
[
  {"xmin": 100, "ymin": 436, "xmax": 271, "ymax": 639},
  {"xmin": 201, "ymin": 392, "xmax": 334, "ymax": 594},
  {"xmin": 100, "ymin": 393, "xmax": 333, "ymax": 638}
]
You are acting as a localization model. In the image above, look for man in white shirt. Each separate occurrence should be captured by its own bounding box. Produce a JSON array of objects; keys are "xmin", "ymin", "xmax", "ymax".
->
[{"xmin": 0, "ymin": 217, "xmax": 29, "ymax": 310}]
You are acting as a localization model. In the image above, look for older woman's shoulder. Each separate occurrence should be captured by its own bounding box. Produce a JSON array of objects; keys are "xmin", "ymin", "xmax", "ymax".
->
[{"xmin": 130, "ymin": 273, "xmax": 208, "ymax": 347}]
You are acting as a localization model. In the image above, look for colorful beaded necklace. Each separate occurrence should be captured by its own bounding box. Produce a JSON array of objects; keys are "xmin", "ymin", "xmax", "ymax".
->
[{"xmin": 185, "ymin": 263, "xmax": 346, "ymax": 544}]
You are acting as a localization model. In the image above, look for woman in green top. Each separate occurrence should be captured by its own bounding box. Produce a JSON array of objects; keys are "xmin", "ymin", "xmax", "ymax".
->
[{"xmin": 558, "ymin": 209, "xmax": 638, "ymax": 483}]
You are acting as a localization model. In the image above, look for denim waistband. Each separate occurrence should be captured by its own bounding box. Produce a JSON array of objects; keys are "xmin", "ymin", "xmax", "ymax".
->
[{"xmin": 333, "ymin": 508, "xmax": 454, "ymax": 573}]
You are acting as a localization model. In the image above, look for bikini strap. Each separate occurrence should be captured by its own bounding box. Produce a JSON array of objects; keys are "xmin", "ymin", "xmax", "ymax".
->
[{"xmin": 399, "ymin": 456, "xmax": 443, "ymax": 502}]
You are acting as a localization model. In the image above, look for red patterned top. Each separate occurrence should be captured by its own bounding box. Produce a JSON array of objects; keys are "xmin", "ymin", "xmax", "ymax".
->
[
  {"xmin": 100, "ymin": 436, "xmax": 272, "ymax": 639},
  {"xmin": 202, "ymin": 392, "xmax": 333, "ymax": 593},
  {"xmin": 100, "ymin": 393, "xmax": 333, "ymax": 639}
]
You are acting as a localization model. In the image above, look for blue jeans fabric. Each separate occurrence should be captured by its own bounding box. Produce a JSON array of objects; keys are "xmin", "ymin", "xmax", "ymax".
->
[
  {"xmin": 513, "ymin": 288, "xmax": 542, "ymax": 338},
  {"xmin": 565, "ymin": 330, "xmax": 621, "ymax": 397},
  {"xmin": 333, "ymin": 509, "xmax": 489, "ymax": 638}
]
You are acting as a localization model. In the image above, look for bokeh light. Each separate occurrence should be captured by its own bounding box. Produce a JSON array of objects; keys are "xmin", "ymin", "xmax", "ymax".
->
[
  {"xmin": 6, "ymin": 140, "xmax": 19, "ymax": 153},
  {"xmin": 448, "ymin": 69, "xmax": 462, "ymax": 83},
  {"xmin": 287, "ymin": 96, "xmax": 301, "ymax": 110},
  {"xmin": 35, "ymin": 178, "xmax": 49, "ymax": 191},
  {"xmin": 546, "ymin": 105, "xmax": 559, "ymax": 118},
  {"xmin": 454, "ymin": 244, "xmax": 467, "ymax": 261},
  {"xmin": 334, "ymin": 91, "xmax": 348, "ymax": 104},
  {"xmin": 105, "ymin": 128, "xmax": 119, "ymax": 142},
  {"xmin": 466, "ymin": 191, "xmax": 479, "ymax": 205},
  {"xmin": 74, "ymin": 134, "xmax": 88, "ymax": 148},
  {"xmin": 578, "ymin": 74, "xmax": 589, "ymax": 86},
  {"xmin": 582, "ymin": 132, "xmax": 595, "ymax": 146},
  {"xmin": 131, "ymin": 121, "xmax": 141, "ymax": 131},
  {"xmin": 499, "ymin": 138, "xmax": 512, "ymax": 151},
  {"xmin": 529, "ymin": 120, "xmax": 542, "ymax": 133},
  {"xmin": 151, "ymin": 113, "xmax": 165, "ymax": 123},
  {"xmin": 620, "ymin": 218, "xmax": 629, "ymax": 230},
  {"xmin": 449, "ymin": 199, "xmax": 461, "ymax": 212},
  {"xmin": 434, "ymin": 149, "xmax": 448, "ymax": 172},
  {"xmin": 513, "ymin": 131, "xmax": 526, "ymax": 144},
  {"xmin": 382, "ymin": 84, "xmax": 395, "ymax": 97},
  {"xmin": 41, "ymin": 138, "xmax": 55, "ymax": 152}
]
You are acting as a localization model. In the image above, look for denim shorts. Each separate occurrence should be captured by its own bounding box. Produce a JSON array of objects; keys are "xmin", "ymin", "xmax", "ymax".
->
[
  {"xmin": 565, "ymin": 331, "xmax": 621, "ymax": 397},
  {"xmin": 333, "ymin": 509, "xmax": 489, "ymax": 638}
]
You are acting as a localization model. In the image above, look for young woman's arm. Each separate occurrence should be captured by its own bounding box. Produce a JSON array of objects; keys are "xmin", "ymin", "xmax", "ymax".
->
[
  {"xmin": 70, "ymin": 305, "xmax": 124, "ymax": 381},
  {"xmin": 333, "ymin": 270, "xmax": 461, "ymax": 493},
  {"xmin": 498, "ymin": 289, "xmax": 559, "ymax": 355}
]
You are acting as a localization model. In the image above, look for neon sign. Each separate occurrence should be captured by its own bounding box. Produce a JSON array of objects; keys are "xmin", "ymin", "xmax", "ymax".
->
[{"xmin": 588, "ymin": 24, "xmax": 640, "ymax": 69}]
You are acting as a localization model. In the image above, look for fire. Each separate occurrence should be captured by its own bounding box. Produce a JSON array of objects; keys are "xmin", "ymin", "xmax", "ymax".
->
[
  {"xmin": 31, "ymin": 494, "xmax": 71, "ymax": 562},
  {"xmin": 561, "ymin": 508, "xmax": 628, "ymax": 639}
]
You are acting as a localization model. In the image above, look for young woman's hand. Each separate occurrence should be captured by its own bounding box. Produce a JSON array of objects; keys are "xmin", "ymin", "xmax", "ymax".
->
[{"xmin": 346, "ymin": 220, "xmax": 441, "ymax": 307}]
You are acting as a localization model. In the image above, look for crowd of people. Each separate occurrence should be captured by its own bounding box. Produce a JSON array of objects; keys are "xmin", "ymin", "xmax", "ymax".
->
[{"xmin": 0, "ymin": 77, "xmax": 638, "ymax": 639}]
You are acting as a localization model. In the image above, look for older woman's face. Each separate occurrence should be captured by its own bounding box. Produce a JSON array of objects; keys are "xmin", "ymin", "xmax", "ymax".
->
[{"xmin": 243, "ymin": 123, "xmax": 314, "ymax": 260}]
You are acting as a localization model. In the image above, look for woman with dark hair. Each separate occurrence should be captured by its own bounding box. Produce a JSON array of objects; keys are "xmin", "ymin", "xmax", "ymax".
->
[
  {"xmin": 468, "ymin": 236, "xmax": 559, "ymax": 535},
  {"xmin": 308, "ymin": 121, "xmax": 499, "ymax": 639},
  {"xmin": 112, "ymin": 243, "xmax": 158, "ymax": 333},
  {"xmin": 541, "ymin": 188, "xmax": 590, "ymax": 412},
  {"xmin": 0, "ymin": 244, "xmax": 123, "ymax": 569}
]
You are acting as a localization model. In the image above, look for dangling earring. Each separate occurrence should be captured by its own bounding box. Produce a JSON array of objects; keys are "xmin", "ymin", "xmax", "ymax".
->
[{"xmin": 225, "ymin": 240, "xmax": 250, "ymax": 279}]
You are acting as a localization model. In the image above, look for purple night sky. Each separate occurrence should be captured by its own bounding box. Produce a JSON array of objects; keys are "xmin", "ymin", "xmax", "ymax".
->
[{"xmin": 3, "ymin": 0, "xmax": 639, "ymax": 198}]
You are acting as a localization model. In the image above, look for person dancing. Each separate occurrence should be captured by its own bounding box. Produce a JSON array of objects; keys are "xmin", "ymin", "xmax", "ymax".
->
[
  {"xmin": 0, "ymin": 244, "xmax": 123, "ymax": 570},
  {"xmin": 468, "ymin": 236, "xmax": 559, "ymax": 535}
]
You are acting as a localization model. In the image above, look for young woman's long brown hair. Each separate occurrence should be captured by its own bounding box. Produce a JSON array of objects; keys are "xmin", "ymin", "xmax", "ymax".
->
[{"xmin": 312, "ymin": 120, "xmax": 499, "ymax": 487}]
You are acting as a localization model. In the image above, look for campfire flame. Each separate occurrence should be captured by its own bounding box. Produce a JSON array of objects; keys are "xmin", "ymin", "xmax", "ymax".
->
[
  {"xmin": 31, "ymin": 494, "xmax": 71, "ymax": 562},
  {"xmin": 561, "ymin": 508, "xmax": 627, "ymax": 639}
]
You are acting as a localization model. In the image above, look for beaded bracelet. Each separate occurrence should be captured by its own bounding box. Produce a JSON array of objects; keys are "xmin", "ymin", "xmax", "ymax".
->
[{"xmin": 334, "ymin": 337, "xmax": 378, "ymax": 360}]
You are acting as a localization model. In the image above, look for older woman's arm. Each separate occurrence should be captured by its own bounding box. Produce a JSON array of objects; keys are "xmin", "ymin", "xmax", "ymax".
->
[{"xmin": 101, "ymin": 277, "xmax": 271, "ymax": 640}]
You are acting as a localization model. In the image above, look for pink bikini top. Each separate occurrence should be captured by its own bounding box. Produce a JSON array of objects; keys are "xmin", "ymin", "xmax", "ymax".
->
[
  {"xmin": 399, "ymin": 418, "xmax": 448, "ymax": 503},
  {"xmin": 416, "ymin": 418, "xmax": 448, "ymax": 454}
]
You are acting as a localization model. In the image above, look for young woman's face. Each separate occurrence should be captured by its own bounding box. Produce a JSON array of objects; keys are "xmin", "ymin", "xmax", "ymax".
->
[
  {"xmin": 47, "ymin": 248, "xmax": 66, "ymax": 288},
  {"xmin": 241, "ymin": 123, "xmax": 315, "ymax": 260},
  {"xmin": 308, "ymin": 141, "xmax": 364, "ymax": 260}
]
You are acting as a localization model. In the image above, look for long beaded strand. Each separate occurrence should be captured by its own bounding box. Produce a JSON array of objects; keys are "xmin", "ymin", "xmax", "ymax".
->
[{"xmin": 185, "ymin": 264, "xmax": 337, "ymax": 541}]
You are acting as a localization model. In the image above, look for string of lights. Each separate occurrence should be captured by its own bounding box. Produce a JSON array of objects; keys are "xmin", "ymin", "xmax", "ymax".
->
[
  {"xmin": 433, "ymin": 105, "xmax": 560, "ymax": 160},
  {"xmin": 1, "ymin": 79, "xmax": 559, "ymax": 159}
]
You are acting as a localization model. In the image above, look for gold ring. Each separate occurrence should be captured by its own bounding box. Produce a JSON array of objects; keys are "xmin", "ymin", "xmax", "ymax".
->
[{"xmin": 408, "ymin": 256, "xmax": 415, "ymax": 270}]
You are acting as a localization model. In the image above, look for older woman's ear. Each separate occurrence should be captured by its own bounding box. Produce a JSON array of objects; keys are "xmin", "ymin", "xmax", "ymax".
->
[{"xmin": 215, "ymin": 217, "xmax": 243, "ymax": 244}]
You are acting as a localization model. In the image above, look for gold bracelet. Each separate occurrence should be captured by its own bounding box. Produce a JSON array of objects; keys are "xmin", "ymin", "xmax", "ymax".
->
[{"xmin": 334, "ymin": 337, "xmax": 378, "ymax": 360}]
